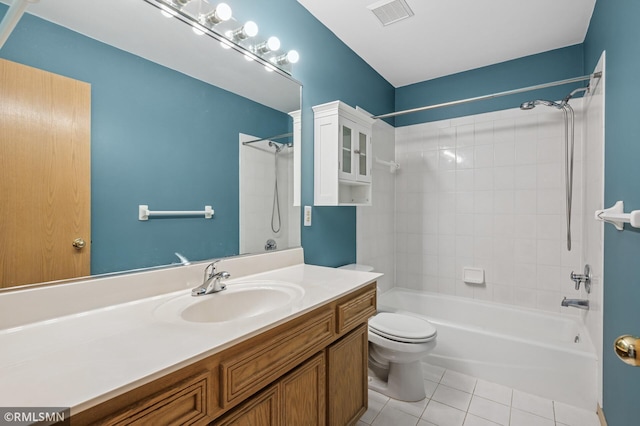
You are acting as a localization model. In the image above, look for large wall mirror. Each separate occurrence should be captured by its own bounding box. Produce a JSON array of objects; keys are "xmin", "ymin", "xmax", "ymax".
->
[{"xmin": 0, "ymin": 0, "xmax": 302, "ymax": 289}]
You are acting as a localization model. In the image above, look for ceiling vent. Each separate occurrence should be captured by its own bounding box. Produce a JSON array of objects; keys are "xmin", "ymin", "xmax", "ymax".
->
[{"xmin": 367, "ymin": 0, "xmax": 414, "ymax": 26}]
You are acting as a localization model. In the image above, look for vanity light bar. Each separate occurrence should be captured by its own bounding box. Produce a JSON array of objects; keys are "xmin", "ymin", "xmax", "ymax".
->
[{"xmin": 142, "ymin": 0, "xmax": 299, "ymax": 76}]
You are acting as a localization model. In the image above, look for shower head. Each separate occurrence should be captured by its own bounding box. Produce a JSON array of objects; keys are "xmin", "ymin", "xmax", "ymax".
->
[
  {"xmin": 560, "ymin": 86, "xmax": 590, "ymax": 107},
  {"xmin": 520, "ymin": 101, "xmax": 536, "ymax": 110},
  {"xmin": 268, "ymin": 141, "xmax": 283, "ymax": 153},
  {"xmin": 520, "ymin": 99, "xmax": 560, "ymax": 110}
]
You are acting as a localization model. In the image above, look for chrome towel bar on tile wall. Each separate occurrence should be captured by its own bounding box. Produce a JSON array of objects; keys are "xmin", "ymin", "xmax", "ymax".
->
[
  {"xmin": 138, "ymin": 205, "xmax": 214, "ymax": 221},
  {"xmin": 595, "ymin": 201, "xmax": 640, "ymax": 230}
]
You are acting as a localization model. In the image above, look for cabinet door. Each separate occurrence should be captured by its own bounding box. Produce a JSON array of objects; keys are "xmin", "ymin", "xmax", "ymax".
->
[
  {"xmin": 338, "ymin": 117, "xmax": 357, "ymax": 181},
  {"xmin": 281, "ymin": 353, "xmax": 325, "ymax": 425},
  {"xmin": 355, "ymin": 127, "xmax": 372, "ymax": 183},
  {"xmin": 213, "ymin": 385, "xmax": 280, "ymax": 426},
  {"xmin": 327, "ymin": 324, "xmax": 368, "ymax": 425}
]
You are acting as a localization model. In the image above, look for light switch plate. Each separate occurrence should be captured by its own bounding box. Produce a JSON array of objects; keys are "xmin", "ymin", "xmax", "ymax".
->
[{"xmin": 304, "ymin": 205, "xmax": 312, "ymax": 226}]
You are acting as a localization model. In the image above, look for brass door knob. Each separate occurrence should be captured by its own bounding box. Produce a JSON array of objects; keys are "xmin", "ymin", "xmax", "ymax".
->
[
  {"xmin": 72, "ymin": 238, "xmax": 86, "ymax": 250},
  {"xmin": 615, "ymin": 335, "xmax": 640, "ymax": 366}
]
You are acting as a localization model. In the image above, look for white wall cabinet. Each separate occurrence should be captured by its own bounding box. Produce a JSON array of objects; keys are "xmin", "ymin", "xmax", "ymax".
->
[{"xmin": 313, "ymin": 101, "xmax": 375, "ymax": 206}]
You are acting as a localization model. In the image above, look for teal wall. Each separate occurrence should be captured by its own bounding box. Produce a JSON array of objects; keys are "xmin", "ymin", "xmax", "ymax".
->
[
  {"xmin": 395, "ymin": 44, "xmax": 585, "ymax": 126},
  {"xmin": 231, "ymin": 0, "xmax": 396, "ymax": 267},
  {"xmin": 0, "ymin": 4, "xmax": 290, "ymax": 274},
  {"xmin": 0, "ymin": 0, "xmax": 395, "ymax": 272},
  {"xmin": 584, "ymin": 1, "xmax": 640, "ymax": 424}
]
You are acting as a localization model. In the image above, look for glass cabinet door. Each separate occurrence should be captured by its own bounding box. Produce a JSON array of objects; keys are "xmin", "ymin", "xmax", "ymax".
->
[
  {"xmin": 357, "ymin": 130, "xmax": 370, "ymax": 182},
  {"xmin": 341, "ymin": 125, "xmax": 352, "ymax": 174}
]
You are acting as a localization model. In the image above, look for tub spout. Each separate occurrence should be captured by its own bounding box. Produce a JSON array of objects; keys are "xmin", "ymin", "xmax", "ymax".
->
[{"xmin": 561, "ymin": 297, "xmax": 589, "ymax": 310}]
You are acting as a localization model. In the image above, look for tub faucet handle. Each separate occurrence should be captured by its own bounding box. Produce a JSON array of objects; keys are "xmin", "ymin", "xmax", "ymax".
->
[{"xmin": 570, "ymin": 264, "xmax": 592, "ymax": 293}]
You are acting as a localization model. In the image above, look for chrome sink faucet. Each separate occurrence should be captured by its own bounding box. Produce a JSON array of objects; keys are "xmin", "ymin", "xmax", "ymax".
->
[{"xmin": 192, "ymin": 260, "xmax": 230, "ymax": 296}]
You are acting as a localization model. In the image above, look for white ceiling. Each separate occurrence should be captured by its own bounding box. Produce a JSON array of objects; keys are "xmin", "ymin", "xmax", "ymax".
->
[{"xmin": 297, "ymin": 0, "xmax": 597, "ymax": 88}]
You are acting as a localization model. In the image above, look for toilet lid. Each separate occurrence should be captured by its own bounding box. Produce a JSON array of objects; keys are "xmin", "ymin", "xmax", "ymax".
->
[{"xmin": 369, "ymin": 312, "xmax": 437, "ymax": 343}]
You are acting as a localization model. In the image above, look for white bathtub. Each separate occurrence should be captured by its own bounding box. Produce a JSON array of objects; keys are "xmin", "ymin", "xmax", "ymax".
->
[{"xmin": 378, "ymin": 288, "xmax": 597, "ymax": 410}]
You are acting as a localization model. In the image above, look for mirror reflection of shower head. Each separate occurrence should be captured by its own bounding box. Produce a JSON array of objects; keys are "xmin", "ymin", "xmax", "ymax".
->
[
  {"xmin": 519, "ymin": 99, "xmax": 560, "ymax": 110},
  {"xmin": 268, "ymin": 141, "xmax": 283, "ymax": 153},
  {"xmin": 520, "ymin": 101, "xmax": 536, "ymax": 110}
]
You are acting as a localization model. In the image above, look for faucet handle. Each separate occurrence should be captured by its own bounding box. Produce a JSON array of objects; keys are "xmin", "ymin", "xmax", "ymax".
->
[
  {"xmin": 204, "ymin": 259, "xmax": 222, "ymax": 277},
  {"xmin": 569, "ymin": 264, "xmax": 592, "ymax": 293}
]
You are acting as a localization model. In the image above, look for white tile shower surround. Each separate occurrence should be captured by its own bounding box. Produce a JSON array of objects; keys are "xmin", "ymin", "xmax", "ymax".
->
[
  {"xmin": 357, "ymin": 117, "xmax": 397, "ymax": 293},
  {"xmin": 358, "ymin": 363, "xmax": 600, "ymax": 426},
  {"xmin": 239, "ymin": 136, "xmax": 299, "ymax": 253},
  {"xmin": 393, "ymin": 104, "xmax": 587, "ymax": 314}
]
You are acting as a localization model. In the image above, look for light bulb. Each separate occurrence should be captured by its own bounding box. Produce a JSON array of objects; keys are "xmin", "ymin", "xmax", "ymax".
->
[
  {"xmin": 255, "ymin": 36, "xmax": 281, "ymax": 54},
  {"xmin": 286, "ymin": 50, "xmax": 299, "ymax": 64},
  {"xmin": 203, "ymin": 2, "xmax": 232, "ymax": 26},
  {"xmin": 267, "ymin": 36, "xmax": 281, "ymax": 51},
  {"xmin": 273, "ymin": 50, "xmax": 300, "ymax": 66},
  {"xmin": 243, "ymin": 21, "xmax": 259, "ymax": 38},
  {"xmin": 215, "ymin": 3, "xmax": 232, "ymax": 21},
  {"xmin": 231, "ymin": 21, "xmax": 259, "ymax": 40}
]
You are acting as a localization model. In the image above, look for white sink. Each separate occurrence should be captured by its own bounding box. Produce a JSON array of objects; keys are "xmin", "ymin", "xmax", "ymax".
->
[{"xmin": 154, "ymin": 280, "xmax": 305, "ymax": 324}]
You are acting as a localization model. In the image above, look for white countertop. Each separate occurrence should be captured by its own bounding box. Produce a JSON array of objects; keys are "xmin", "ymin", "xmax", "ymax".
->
[{"xmin": 0, "ymin": 259, "xmax": 380, "ymax": 415}]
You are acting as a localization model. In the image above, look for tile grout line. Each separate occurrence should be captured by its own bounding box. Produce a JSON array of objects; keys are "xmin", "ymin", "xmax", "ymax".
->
[
  {"xmin": 509, "ymin": 387, "xmax": 514, "ymax": 426},
  {"xmin": 371, "ymin": 394, "xmax": 390, "ymax": 425}
]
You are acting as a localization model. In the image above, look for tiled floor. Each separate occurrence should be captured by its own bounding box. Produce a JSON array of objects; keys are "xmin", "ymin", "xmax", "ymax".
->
[{"xmin": 358, "ymin": 363, "xmax": 600, "ymax": 426}]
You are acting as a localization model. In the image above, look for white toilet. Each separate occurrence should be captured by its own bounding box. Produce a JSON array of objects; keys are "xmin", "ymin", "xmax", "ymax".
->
[
  {"xmin": 368, "ymin": 312, "xmax": 437, "ymax": 401},
  {"xmin": 339, "ymin": 264, "xmax": 438, "ymax": 402}
]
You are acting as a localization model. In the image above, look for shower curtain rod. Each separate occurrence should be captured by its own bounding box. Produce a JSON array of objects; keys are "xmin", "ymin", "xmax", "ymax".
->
[
  {"xmin": 242, "ymin": 132, "xmax": 293, "ymax": 145},
  {"xmin": 372, "ymin": 72, "xmax": 602, "ymax": 120}
]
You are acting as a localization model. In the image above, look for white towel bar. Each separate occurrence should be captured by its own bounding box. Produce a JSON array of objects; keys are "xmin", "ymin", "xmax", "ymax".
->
[
  {"xmin": 138, "ymin": 205, "xmax": 214, "ymax": 221},
  {"xmin": 375, "ymin": 157, "xmax": 400, "ymax": 173}
]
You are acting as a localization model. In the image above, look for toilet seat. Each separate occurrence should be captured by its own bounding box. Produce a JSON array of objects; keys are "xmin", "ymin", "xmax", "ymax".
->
[{"xmin": 369, "ymin": 312, "xmax": 437, "ymax": 343}]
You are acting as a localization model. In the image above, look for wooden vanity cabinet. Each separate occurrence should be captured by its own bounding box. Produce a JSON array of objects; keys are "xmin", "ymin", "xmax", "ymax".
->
[{"xmin": 73, "ymin": 282, "xmax": 376, "ymax": 425}]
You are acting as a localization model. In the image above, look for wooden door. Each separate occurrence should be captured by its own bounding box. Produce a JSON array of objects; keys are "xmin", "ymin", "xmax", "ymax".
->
[{"xmin": 0, "ymin": 59, "xmax": 91, "ymax": 288}]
